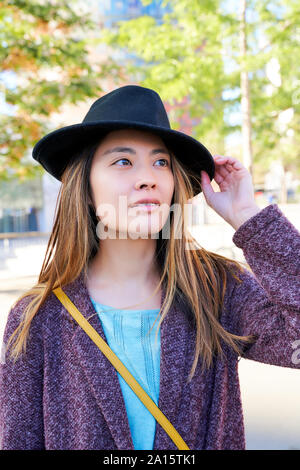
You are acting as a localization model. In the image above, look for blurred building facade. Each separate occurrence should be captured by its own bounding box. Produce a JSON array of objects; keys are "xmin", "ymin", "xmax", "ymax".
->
[{"xmin": 0, "ymin": 178, "xmax": 43, "ymax": 232}]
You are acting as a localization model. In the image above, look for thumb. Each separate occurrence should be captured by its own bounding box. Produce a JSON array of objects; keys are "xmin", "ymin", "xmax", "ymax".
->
[{"xmin": 201, "ymin": 171, "xmax": 215, "ymax": 202}]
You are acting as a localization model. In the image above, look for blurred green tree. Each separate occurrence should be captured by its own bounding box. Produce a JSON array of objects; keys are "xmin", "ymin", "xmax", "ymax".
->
[
  {"xmin": 249, "ymin": 0, "xmax": 300, "ymax": 201},
  {"xmin": 102, "ymin": 0, "xmax": 229, "ymax": 157},
  {"xmin": 101, "ymin": 0, "xmax": 300, "ymax": 200},
  {"xmin": 0, "ymin": 0, "xmax": 113, "ymax": 181}
]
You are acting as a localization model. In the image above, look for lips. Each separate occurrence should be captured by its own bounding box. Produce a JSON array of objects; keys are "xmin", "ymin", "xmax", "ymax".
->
[
  {"xmin": 129, "ymin": 204, "xmax": 160, "ymax": 214},
  {"xmin": 130, "ymin": 198, "xmax": 160, "ymax": 207}
]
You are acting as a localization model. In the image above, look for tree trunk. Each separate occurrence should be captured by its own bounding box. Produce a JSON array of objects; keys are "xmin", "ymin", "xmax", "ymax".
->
[
  {"xmin": 239, "ymin": 0, "xmax": 253, "ymax": 178},
  {"xmin": 280, "ymin": 166, "xmax": 288, "ymax": 204}
]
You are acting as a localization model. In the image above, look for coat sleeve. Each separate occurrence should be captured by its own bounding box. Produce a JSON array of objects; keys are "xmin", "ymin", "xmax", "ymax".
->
[
  {"xmin": 0, "ymin": 296, "xmax": 45, "ymax": 449},
  {"xmin": 228, "ymin": 203, "xmax": 300, "ymax": 368}
]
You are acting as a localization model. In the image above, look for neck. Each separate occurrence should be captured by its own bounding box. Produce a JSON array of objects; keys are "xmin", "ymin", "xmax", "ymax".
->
[{"xmin": 87, "ymin": 236, "xmax": 160, "ymax": 288}]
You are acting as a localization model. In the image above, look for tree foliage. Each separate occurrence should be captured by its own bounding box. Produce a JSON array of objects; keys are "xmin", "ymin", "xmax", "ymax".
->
[
  {"xmin": 2, "ymin": 0, "xmax": 300, "ymax": 186},
  {"xmin": 0, "ymin": 0, "xmax": 110, "ymax": 181},
  {"xmin": 101, "ymin": 0, "xmax": 300, "ymax": 183},
  {"xmin": 102, "ymin": 0, "xmax": 229, "ymax": 154}
]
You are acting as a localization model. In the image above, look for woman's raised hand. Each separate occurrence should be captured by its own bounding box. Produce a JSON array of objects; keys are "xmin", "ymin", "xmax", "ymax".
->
[{"xmin": 188, "ymin": 155, "xmax": 261, "ymax": 231}]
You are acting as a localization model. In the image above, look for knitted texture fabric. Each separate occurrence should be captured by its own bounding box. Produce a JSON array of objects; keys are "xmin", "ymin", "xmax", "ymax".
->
[{"xmin": 0, "ymin": 203, "xmax": 299, "ymax": 450}]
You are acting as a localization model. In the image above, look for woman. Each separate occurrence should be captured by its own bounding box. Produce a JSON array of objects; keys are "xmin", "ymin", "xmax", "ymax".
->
[{"xmin": 0, "ymin": 85, "xmax": 299, "ymax": 450}]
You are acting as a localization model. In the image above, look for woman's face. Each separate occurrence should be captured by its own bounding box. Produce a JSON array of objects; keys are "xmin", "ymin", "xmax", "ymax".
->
[{"xmin": 89, "ymin": 128, "xmax": 175, "ymax": 239}]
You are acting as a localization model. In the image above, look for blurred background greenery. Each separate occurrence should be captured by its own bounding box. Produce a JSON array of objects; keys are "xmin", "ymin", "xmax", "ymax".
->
[{"xmin": 1, "ymin": 1, "xmax": 300, "ymax": 209}]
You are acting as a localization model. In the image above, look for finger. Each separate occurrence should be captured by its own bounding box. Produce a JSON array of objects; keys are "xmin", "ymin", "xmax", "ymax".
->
[
  {"xmin": 213, "ymin": 171, "xmax": 225, "ymax": 184},
  {"xmin": 201, "ymin": 171, "xmax": 215, "ymax": 200},
  {"xmin": 213, "ymin": 156, "xmax": 232, "ymax": 175},
  {"xmin": 214, "ymin": 155, "xmax": 243, "ymax": 170},
  {"xmin": 213, "ymin": 155, "xmax": 229, "ymax": 164},
  {"xmin": 214, "ymin": 159, "xmax": 242, "ymax": 178},
  {"xmin": 214, "ymin": 154, "xmax": 226, "ymax": 160},
  {"xmin": 216, "ymin": 165, "xmax": 230, "ymax": 178}
]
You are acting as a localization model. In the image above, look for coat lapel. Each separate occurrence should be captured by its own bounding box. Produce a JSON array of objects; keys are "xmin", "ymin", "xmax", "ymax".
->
[
  {"xmin": 153, "ymin": 289, "xmax": 191, "ymax": 450},
  {"xmin": 62, "ymin": 271, "xmax": 190, "ymax": 450}
]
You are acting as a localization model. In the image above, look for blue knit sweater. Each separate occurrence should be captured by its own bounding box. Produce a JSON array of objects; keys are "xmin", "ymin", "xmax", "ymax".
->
[{"xmin": 90, "ymin": 298, "xmax": 161, "ymax": 450}]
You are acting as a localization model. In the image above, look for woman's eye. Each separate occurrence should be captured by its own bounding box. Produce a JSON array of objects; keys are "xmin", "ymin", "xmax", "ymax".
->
[
  {"xmin": 113, "ymin": 158, "xmax": 130, "ymax": 166},
  {"xmin": 113, "ymin": 158, "xmax": 169, "ymax": 166},
  {"xmin": 156, "ymin": 159, "xmax": 169, "ymax": 167}
]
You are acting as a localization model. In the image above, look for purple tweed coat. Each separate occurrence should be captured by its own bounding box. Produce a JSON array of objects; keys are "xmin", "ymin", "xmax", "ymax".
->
[{"xmin": 1, "ymin": 204, "xmax": 300, "ymax": 450}]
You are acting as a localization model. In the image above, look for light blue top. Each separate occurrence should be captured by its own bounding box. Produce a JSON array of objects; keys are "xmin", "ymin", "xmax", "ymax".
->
[{"xmin": 90, "ymin": 297, "xmax": 161, "ymax": 450}]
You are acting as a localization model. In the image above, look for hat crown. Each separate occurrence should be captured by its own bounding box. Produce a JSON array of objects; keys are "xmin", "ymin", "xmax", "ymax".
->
[
  {"xmin": 83, "ymin": 85, "xmax": 171, "ymax": 128},
  {"xmin": 32, "ymin": 84, "xmax": 214, "ymax": 191}
]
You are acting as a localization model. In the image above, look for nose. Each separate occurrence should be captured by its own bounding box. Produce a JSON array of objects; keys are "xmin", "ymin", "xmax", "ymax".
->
[
  {"xmin": 135, "ymin": 180, "xmax": 157, "ymax": 190},
  {"xmin": 134, "ymin": 166, "xmax": 157, "ymax": 190}
]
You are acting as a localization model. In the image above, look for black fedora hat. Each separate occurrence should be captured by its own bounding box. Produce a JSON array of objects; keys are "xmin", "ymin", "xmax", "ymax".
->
[{"xmin": 32, "ymin": 85, "xmax": 215, "ymax": 195}]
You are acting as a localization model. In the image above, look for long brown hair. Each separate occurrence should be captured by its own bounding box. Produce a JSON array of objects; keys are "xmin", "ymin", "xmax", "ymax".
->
[{"xmin": 6, "ymin": 135, "xmax": 255, "ymax": 382}]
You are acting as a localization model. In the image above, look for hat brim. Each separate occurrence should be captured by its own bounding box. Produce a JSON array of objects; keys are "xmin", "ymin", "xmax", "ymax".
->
[{"xmin": 32, "ymin": 121, "xmax": 215, "ymax": 195}]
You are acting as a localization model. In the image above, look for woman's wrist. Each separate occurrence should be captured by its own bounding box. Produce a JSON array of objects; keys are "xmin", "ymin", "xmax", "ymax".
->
[{"xmin": 229, "ymin": 204, "xmax": 261, "ymax": 231}]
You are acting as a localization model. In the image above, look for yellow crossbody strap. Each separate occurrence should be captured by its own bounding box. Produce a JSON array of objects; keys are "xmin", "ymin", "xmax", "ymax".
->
[{"xmin": 53, "ymin": 287, "xmax": 190, "ymax": 451}]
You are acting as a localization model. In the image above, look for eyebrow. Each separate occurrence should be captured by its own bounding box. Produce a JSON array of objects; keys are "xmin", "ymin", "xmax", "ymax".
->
[{"xmin": 102, "ymin": 146, "xmax": 171, "ymax": 157}]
